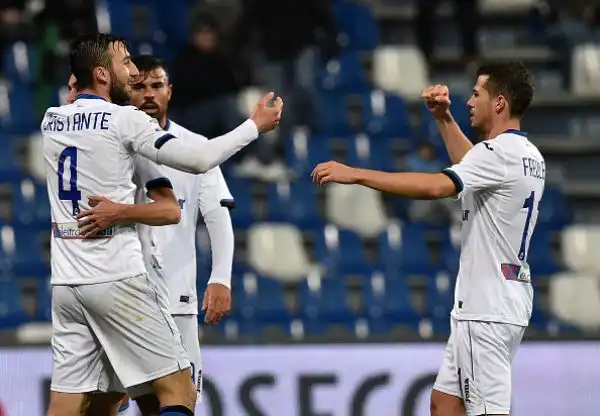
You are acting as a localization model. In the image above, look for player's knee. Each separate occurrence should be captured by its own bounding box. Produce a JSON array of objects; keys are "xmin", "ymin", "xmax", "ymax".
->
[{"xmin": 430, "ymin": 389, "xmax": 464, "ymax": 416}]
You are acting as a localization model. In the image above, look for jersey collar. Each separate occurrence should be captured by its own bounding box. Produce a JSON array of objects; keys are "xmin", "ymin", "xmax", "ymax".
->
[
  {"xmin": 503, "ymin": 129, "xmax": 528, "ymax": 137},
  {"xmin": 76, "ymin": 93, "xmax": 108, "ymax": 101},
  {"xmin": 164, "ymin": 119, "xmax": 172, "ymax": 131}
]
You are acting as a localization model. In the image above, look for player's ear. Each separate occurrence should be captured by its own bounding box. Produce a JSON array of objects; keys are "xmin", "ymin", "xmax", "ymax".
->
[
  {"xmin": 167, "ymin": 84, "xmax": 173, "ymax": 101},
  {"xmin": 94, "ymin": 66, "xmax": 109, "ymax": 86},
  {"xmin": 495, "ymin": 95, "xmax": 506, "ymax": 115}
]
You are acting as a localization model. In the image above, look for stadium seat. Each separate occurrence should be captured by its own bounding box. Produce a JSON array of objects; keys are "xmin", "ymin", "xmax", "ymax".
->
[
  {"xmin": 314, "ymin": 92, "xmax": 354, "ymax": 136},
  {"xmin": 378, "ymin": 222, "xmax": 434, "ymax": 275},
  {"xmin": 345, "ymin": 133, "xmax": 396, "ymax": 171},
  {"xmin": 0, "ymin": 133, "xmax": 22, "ymax": 182},
  {"xmin": 361, "ymin": 90, "xmax": 414, "ymax": 139},
  {"xmin": 231, "ymin": 273, "xmax": 291, "ymax": 324},
  {"xmin": 571, "ymin": 43, "xmax": 600, "ymax": 97},
  {"xmin": 333, "ymin": 2, "xmax": 379, "ymax": 51},
  {"xmin": 237, "ymin": 87, "xmax": 265, "ymax": 117},
  {"xmin": 12, "ymin": 226, "xmax": 49, "ymax": 277},
  {"xmin": 11, "ymin": 178, "xmax": 50, "ymax": 228},
  {"xmin": 285, "ymin": 132, "xmax": 334, "ymax": 175},
  {"xmin": 314, "ymin": 225, "xmax": 374, "ymax": 275},
  {"xmin": 317, "ymin": 52, "xmax": 368, "ymax": 94},
  {"xmin": 372, "ymin": 45, "xmax": 429, "ymax": 99},
  {"xmin": 527, "ymin": 226, "xmax": 560, "ymax": 277},
  {"xmin": 561, "ymin": 224, "xmax": 600, "ymax": 274},
  {"xmin": 362, "ymin": 273, "xmax": 419, "ymax": 322},
  {"xmin": 298, "ymin": 273, "xmax": 354, "ymax": 323},
  {"xmin": 104, "ymin": 0, "xmax": 162, "ymax": 41},
  {"xmin": 1, "ymin": 82, "xmax": 37, "ymax": 134},
  {"xmin": 426, "ymin": 271, "xmax": 455, "ymax": 320},
  {"xmin": 2, "ymin": 42, "xmax": 37, "ymax": 83},
  {"xmin": 247, "ymin": 223, "xmax": 310, "ymax": 282},
  {"xmin": 0, "ymin": 278, "xmax": 28, "ymax": 328},
  {"xmin": 35, "ymin": 278, "xmax": 51, "ymax": 321},
  {"xmin": 538, "ymin": 185, "xmax": 571, "ymax": 230},
  {"xmin": 549, "ymin": 272, "xmax": 600, "ymax": 330},
  {"xmin": 324, "ymin": 182, "xmax": 387, "ymax": 238},
  {"xmin": 226, "ymin": 179, "xmax": 254, "ymax": 228},
  {"xmin": 266, "ymin": 180, "xmax": 322, "ymax": 230}
]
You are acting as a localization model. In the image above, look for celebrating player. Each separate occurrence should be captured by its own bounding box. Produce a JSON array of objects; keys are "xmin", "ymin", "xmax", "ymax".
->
[
  {"xmin": 116, "ymin": 54, "xmax": 236, "ymax": 415},
  {"xmin": 312, "ymin": 62, "xmax": 541, "ymax": 416},
  {"xmin": 44, "ymin": 33, "xmax": 282, "ymax": 416}
]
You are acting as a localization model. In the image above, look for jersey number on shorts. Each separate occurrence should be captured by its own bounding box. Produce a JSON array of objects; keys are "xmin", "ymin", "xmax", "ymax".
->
[
  {"xmin": 57, "ymin": 146, "xmax": 82, "ymax": 217},
  {"xmin": 518, "ymin": 191, "xmax": 537, "ymax": 261}
]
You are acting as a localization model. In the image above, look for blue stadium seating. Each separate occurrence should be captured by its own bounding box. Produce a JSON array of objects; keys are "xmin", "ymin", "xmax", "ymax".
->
[
  {"xmin": 285, "ymin": 135, "xmax": 334, "ymax": 175},
  {"xmin": 527, "ymin": 226, "xmax": 560, "ymax": 277},
  {"xmin": 333, "ymin": 2, "xmax": 380, "ymax": 51},
  {"xmin": 378, "ymin": 223, "xmax": 435, "ymax": 275},
  {"xmin": 314, "ymin": 227, "xmax": 374, "ymax": 275},
  {"xmin": 317, "ymin": 52, "xmax": 368, "ymax": 94},
  {"xmin": 232, "ymin": 275, "xmax": 291, "ymax": 324},
  {"xmin": 2, "ymin": 83, "xmax": 37, "ymax": 133},
  {"xmin": 538, "ymin": 185, "xmax": 571, "ymax": 230},
  {"xmin": 298, "ymin": 277, "xmax": 354, "ymax": 323},
  {"xmin": 226, "ymin": 179, "xmax": 254, "ymax": 228},
  {"xmin": 362, "ymin": 276, "xmax": 420, "ymax": 323},
  {"xmin": 12, "ymin": 179, "xmax": 51, "ymax": 228},
  {"xmin": 361, "ymin": 91, "xmax": 414, "ymax": 139},
  {"xmin": 2, "ymin": 43, "xmax": 37, "ymax": 84},
  {"xmin": 266, "ymin": 180, "xmax": 322, "ymax": 230}
]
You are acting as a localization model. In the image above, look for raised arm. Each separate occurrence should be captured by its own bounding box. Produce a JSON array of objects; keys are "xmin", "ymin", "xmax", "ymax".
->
[
  {"xmin": 422, "ymin": 85, "xmax": 473, "ymax": 164},
  {"xmin": 125, "ymin": 93, "xmax": 283, "ymax": 174}
]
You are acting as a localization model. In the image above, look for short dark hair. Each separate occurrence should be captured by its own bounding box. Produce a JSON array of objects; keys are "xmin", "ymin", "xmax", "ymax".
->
[
  {"xmin": 132, "ymin": 55, "xmax": 168, "ymax": 79},
  {"xmin": 70, "ymin": 33, "xmax": 128, "ymax": 90},
  {"xmin": 477, "ymin": 62, "xmax": 534, "ymax": 118}
]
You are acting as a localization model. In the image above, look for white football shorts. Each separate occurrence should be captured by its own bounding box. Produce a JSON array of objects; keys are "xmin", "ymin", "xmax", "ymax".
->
[
  {"xmin": 433, "ymin": 317, "xmax": 526, "ymax": 415},
  {"xmin": 173, "ymin": 314, "xmax": 202, "ymax": 397},
  {"xmin": 50, "ymin": 273, "xmax": 190, "ymax": 395}
]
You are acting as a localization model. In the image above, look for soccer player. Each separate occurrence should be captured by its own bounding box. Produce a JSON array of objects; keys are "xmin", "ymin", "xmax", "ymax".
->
[
  {"xmin": 118, "ymin": 55, "xmax": 237, "ymax": 415},
  {"xmin": 44, "ymin": 33, "xmax": 282, "ymax": 416},
  {"xmin": 312, "ymin": 62, "xmax": 541, "ymax": 416}
]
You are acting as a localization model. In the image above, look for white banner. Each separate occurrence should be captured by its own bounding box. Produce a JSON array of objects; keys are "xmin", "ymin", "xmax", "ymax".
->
[{"xmin": 1, "ymin": 342, "xmax": 600, "ymax": 415}]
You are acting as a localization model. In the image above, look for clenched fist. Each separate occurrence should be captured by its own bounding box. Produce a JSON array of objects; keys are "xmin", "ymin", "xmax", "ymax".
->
[{"xmin": 421, "ymin": 84, "xmax": 451, "ymax": 120}]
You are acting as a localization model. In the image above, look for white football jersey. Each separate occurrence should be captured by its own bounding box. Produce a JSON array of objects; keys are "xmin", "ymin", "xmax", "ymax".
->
[
  {"xmin": 43, "ymin": 94, "xmax": 175, "ymax": 284},
  {"xmin": 152, "ymin": 120, "xmax": 234, "ymax": 315},
  {"xmin": 443, "ymin": 130, "xmax": 545, "ymax": 326}
]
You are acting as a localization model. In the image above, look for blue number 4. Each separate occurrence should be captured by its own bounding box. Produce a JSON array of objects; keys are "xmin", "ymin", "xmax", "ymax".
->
[
  {"xmin": 57, "ymin": 147, "xmax": 82, "ymax": 217},
  {"xmin": 518, "ymin": 191, "xmax": 537, "ymax": 261}
]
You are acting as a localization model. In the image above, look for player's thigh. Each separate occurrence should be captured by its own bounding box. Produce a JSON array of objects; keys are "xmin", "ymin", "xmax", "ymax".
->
[
  {"xmin": 432, "ymin": 319, "xmax": 465, "ymax": 416},
  {"xmin": 455, "ymin": 320, "xmax": 524, "ymax": 416},
  {"xmin": 173, "ymin": 314, "xmax": 202, "ymax": 392},
  {"xmin": 77, "ymin": 274, "xmax": 191, "ymax": 390},
  {"xmin": 50, "ymin": 285, "xmax": 111, "ymax": 394}
]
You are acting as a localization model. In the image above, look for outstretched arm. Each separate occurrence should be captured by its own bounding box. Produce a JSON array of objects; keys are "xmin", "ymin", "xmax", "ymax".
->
[
  {"xmin": 126, "ymin": 93, "xmax": 283, "ymax": 174},
  {"xmin": 312, "ymin": 161, "xmax": 458, "ymax": 199}
]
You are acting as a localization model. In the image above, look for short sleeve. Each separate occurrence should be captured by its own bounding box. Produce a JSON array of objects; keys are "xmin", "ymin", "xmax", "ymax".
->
[
  {"xmin": 198, "ymin": 167, "xmax": 235, "ymax": 215},
  {"xmin": 442, "ymin": 140, "xmax": 507, "ymax": 198},
  {"xmin": 133, "ymin": 155, "xmax": 173, "ymax": 195},
  {"xmin": 119, "ymin": 106, "xmax": 177, "ymax": 162}
]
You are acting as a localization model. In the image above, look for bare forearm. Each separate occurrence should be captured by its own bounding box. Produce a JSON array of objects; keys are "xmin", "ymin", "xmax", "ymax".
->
[
  {"xmin": 354, "ymin": 169, "xmax": 453, "ymax": 199},
  {"xmin": 436, "ymin": 113, "xmax": 473, "ymax": 164},
  {"xmin": 119, "ymin": 201, "xmax": 180, "ymax": 226}
]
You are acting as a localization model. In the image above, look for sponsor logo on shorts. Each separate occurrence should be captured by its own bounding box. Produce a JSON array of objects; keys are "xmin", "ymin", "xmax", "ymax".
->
[
  {"xmin": 463, "ymin": 377, "xmax": 470, "ymax": 403},
  {"xmin": 52, "ymin": 222, "xmax": 116, "ymax": 239}
]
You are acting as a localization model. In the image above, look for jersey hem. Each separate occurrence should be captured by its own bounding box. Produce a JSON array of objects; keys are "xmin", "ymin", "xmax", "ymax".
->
[
  {"xmin": 451, "ymin": 311, "xmax": 529, "ymax": 327},
  {"xmin": 50, "ymin": 269, "xmax": 147, "ymax": 285}
]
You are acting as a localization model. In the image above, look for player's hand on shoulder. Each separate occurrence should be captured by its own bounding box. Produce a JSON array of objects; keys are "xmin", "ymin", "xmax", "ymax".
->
[
  {"xmin": 202, "ymin": 283, "xmax": 232, "ymax": 324},
  {"xmin": 250, "ymin": 92, "xmax": 284, "ymax": 133},
  {"xmin": 312, "ymin": 161, "xmax": 359, "ymax": 185},
  {"xmin": 76, "ymin": 195, "xmax": 125, "ymax": 238},
  {"xmin": 421, "ymin": 84, "xmax": 451, "ymax": 119}
]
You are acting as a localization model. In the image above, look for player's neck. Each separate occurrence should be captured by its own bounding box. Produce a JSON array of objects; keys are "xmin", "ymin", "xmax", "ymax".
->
[
  {"xmin": 487, "ymin": 119, "xmax": 521, "ymax": 139},
  {"xmin": 78, "ymin": 88, "xmax": 111, "ymax": 102},
  {"xmin": 158, "ymin": 115, "xmax": 168, "ymax": 130}
]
